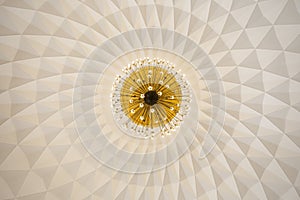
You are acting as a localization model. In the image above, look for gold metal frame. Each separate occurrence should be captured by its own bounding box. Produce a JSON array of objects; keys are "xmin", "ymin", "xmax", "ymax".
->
[{"xmin": 120, "ymin": 65, "xmax": 182, "ymax": 127}]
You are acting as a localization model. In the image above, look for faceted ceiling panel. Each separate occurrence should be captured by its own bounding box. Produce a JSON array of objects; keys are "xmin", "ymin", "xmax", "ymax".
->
[{"xmin": 0, "ymin": 0, "xmax": 300, "ymax": 199}]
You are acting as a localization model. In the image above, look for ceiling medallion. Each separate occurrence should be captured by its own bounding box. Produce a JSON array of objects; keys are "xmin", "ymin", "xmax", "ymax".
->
[{"xmin": 112, "ymin": 57, "xmax": 191, "ymax": 139}]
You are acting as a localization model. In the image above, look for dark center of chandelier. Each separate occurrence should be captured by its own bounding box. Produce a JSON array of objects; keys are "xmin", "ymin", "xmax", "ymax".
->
[{"xmin": 144, "ymin": 91, "xmax": 159, "ymax": 105}]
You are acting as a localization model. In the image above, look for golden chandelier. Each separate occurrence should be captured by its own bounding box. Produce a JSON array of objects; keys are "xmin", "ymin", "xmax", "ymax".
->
[{"xmin": 112, "ymin": 57, "xmax": 191, "ymax": 139}]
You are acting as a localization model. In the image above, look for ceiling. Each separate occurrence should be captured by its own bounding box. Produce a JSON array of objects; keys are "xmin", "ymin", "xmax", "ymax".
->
[{"xmin": 0, "ymin": 0, "xmax": 300, "ymax": 199}]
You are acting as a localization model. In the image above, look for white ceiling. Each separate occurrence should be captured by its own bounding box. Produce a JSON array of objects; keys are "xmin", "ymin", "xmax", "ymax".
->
[{"xmin": 0, "ymin": 0, "xmax": 300, "ymax": 199}]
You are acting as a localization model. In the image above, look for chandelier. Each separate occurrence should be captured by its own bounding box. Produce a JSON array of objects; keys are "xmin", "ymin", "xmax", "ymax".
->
[{"xmin": 112, "ymin": 57, "xmax": 191, "ymax": 139}]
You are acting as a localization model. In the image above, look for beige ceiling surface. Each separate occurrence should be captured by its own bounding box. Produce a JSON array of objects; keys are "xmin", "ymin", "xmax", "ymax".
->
[{"xmin": 0, "ymin": 0, "xmax": 300, "ymax": 199}]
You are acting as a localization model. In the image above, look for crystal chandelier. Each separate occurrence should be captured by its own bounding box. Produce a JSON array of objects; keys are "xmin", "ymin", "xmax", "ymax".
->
[{"xmin": 112, "ymin": 57, "xmax": 191, "ymax": 139}]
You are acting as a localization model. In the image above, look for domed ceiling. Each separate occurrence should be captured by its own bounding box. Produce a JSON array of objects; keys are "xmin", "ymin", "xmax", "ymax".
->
[{"xmin": 0, "ymin": 0, "xmax": 300, "ymax": 199}]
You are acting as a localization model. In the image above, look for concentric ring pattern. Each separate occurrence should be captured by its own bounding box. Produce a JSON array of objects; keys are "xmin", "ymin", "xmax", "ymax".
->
[{"xmin": 0, "ymin": 0, "xmax": 300, "ymax": 199}]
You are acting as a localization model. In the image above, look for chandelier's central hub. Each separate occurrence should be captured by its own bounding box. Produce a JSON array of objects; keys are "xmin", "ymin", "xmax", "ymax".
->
[
  {"xmin": 112, "ymin": 57, "xmax": 191, "ymax": 139},
  {"xmin": 144, "ymin": 91, "xmax": 158, "ymax": 105}
]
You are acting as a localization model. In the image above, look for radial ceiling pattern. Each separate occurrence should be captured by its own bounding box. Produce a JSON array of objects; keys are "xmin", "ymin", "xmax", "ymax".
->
[{"xmin": 1, "ymin": 0, "xmax": 300, "ymax": 199}]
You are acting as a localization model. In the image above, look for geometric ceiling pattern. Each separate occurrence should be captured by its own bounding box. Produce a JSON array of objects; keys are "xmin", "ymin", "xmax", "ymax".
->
[{"xmin": 0, "ymin": 0, "xmax": 300, "ymax": 199}]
